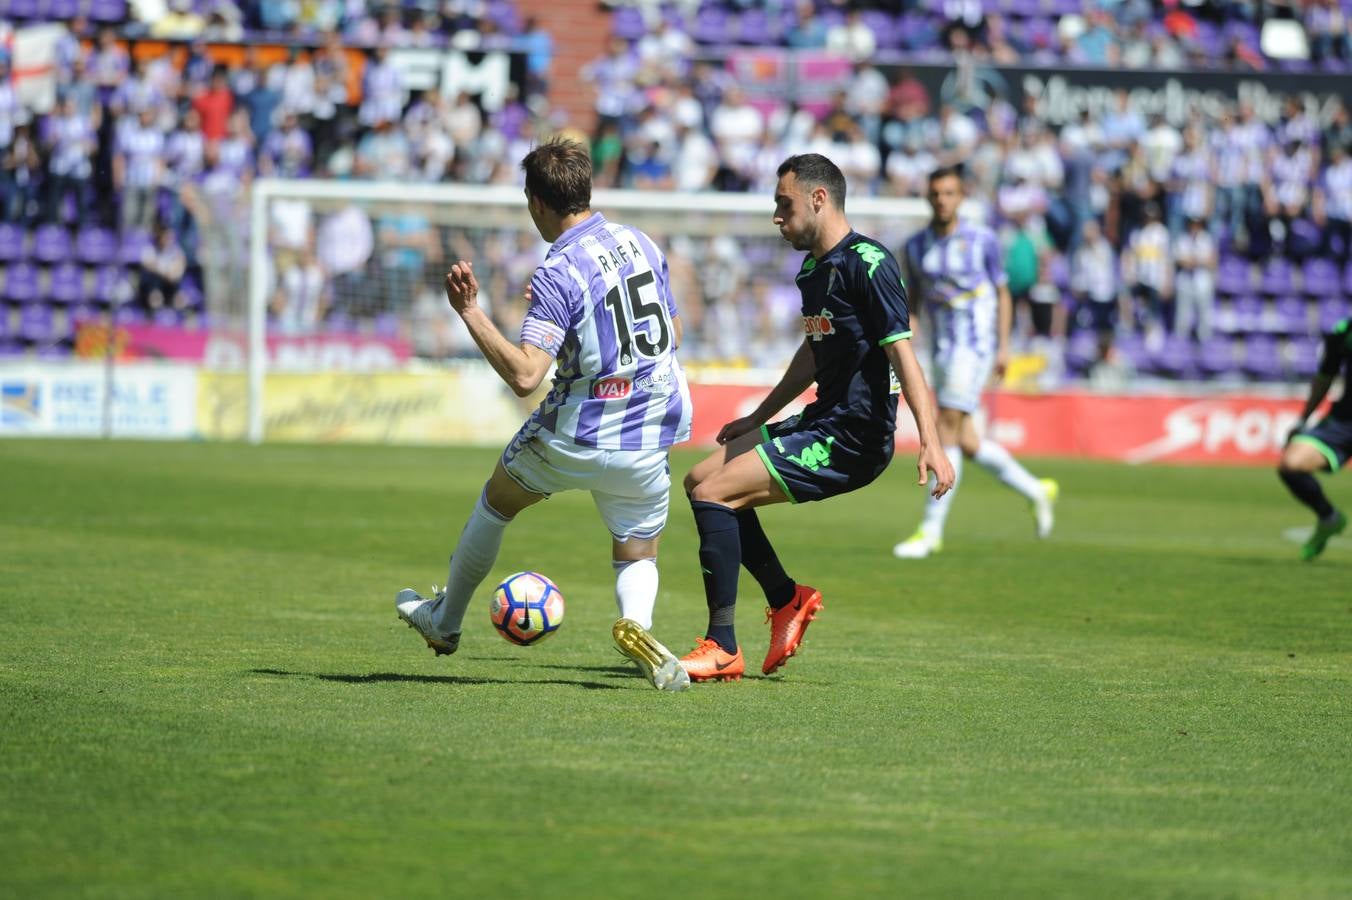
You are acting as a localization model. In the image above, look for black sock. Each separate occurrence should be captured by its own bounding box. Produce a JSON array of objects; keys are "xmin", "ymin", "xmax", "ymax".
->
[
  {"xmin": 1280, "ymin": 468, "xmax": 1335, "ymax": 519},
  {"xmin": 737, "ymin": 509, "xmax": 795, "ymax": 609},
  {"xmin": 691, "ymin": 500, "xmax": 741, "ymax": 654}
]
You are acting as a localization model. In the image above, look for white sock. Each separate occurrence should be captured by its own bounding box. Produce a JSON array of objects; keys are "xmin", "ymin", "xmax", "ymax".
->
[
  {"xmin": 433, "ymin": 491, "xmax": 511, "ymax": 635},
  {"xmin": 613, "ymin": 557, "xmax": 658, "ymax": 630},
  {"xmin": 973, "ymin": 440, "xmax": 1044, "ymax": 503},
  {"xmin": 920, "ymin": 446, "xmax": 964, "ymax": 540}
]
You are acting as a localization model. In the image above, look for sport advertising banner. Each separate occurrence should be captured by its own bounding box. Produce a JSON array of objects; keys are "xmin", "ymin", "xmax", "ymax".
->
[
  {"xmin": 196, "ymin": 369, "xmax": 526, "ymax": 443},
  {"xmin": 684, "ymin": 384, "xmax": 1312, "ymax": 466},
  {"xmin": 75, "ymin": 323, "xmax": 413, "ymax": 372},
  {"xmin": 0, "ymin": 363, "xmax": 198, "ymax": 438}
]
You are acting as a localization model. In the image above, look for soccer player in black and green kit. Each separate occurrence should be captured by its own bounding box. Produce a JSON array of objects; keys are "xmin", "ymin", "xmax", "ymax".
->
[
  {"xmin": 676, "ymin": 154, "xmax": 955, "ymax": 681},
  {"xmin": 1279, "ymin": 317, "xmax": 1352, "ymax": 560}
]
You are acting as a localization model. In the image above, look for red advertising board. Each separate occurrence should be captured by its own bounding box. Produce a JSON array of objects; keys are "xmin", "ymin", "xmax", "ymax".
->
[{"xmin": 686, "ymin": 384, "xmax": 1314, "ymax": 466}]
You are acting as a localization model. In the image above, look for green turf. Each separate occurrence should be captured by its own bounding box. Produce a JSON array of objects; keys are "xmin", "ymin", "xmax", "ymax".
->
[{"xmin": 2, "ymin": 439, "xmax": 1350, "ymax": 899}]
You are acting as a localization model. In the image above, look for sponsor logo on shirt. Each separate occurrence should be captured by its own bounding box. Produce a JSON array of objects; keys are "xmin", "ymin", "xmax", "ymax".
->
[
  {"xmin": 803, "ymin": 309, "xmax": 835, "ymax": 341},
  {"xmin": 633, "ymin": 367, "xmax": 675, "ymax": 396},
  {"xmin": 593, "ymin": 376, "xmax": 632, "ymax": 399}
]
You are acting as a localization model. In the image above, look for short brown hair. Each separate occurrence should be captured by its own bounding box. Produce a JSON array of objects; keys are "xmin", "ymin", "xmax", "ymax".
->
[{"xmin": 521, "ymin": 139, "xmax": 592, "ymax": 217}]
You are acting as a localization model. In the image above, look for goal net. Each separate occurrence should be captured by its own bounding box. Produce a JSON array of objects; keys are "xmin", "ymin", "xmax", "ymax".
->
[{"xmin": 242, "ymin": 179, "xmax": 930, "ymax": 444}]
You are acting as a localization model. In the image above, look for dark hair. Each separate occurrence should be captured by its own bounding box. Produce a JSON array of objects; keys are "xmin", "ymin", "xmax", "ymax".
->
[
  {"xmin": 927, "ymin": 165, "xmax": 965, "ymax": 185},
  {"xmin": 777, "ymin": 153, "xmax": 847, "ymax": 211},
  {"xmin": 521, "ymin": 138, "xmax": 593, "ymax": 217}
]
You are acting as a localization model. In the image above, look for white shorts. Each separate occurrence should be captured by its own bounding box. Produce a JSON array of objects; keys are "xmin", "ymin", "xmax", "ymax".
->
[
  {"xmin": 501, "ymin": 430, "xmax": 671, "ymax": 542},
  {"xmin": 933, "ymin": 344, "xmax": 994, "ymax": 414}
]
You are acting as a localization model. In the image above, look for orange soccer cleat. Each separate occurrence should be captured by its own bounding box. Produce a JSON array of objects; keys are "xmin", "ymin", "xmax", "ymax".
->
[
  {"xmin": 679, "ymin": 637, "xmax": 745, "ymax": 682},
  {"xmin": 762, "ymin": 584, "xmax": 823, "ymax": 675}
]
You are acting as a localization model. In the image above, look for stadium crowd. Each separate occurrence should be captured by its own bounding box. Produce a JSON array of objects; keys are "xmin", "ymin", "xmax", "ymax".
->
[{"xmin": 0, "ymin": 0, "xmax": 1350, "ymax": 383}]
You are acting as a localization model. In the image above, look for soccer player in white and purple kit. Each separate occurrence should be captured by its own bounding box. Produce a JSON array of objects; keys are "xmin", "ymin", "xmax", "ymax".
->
[
  {"xmin": 893, "ymin": 166, "xmax": 1058, "ymax": 559},
  {"xmin": 394, "ymin": 139, "xmax": 693, "ymax": 692}
]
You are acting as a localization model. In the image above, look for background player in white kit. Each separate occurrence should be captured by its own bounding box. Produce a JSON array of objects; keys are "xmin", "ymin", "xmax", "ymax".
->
[
  {"xmin": 391, "ymin": 139, "xmax": 694, "ymax": 691},
  {"xmin": 893, "ymin": 166, "xmax": 1058, "ymax": 559}
]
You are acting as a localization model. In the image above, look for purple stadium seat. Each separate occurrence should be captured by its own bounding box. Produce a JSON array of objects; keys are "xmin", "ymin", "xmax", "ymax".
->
[
  {"xmin": 0, "ymin": 340, "xmax": 23, "ymax": 359},
  {"xmin": 118, "ymin": 230, "xmax": 153, "ymax": 267},
  {"xmin": 8, "ymin": 0, "xmax": 38, "ymax": 19},
  {"xmin": 49, "ymin": 0, "xmax": 80, "ymax": 16},
  {"xmin": 92, "ymin": 266, "xmax": 130, "ymax": 306},
  {"xmin": 1272, "ymin": 295, "xmax": 1310, "ymax": 335},
  {"xmin": 113, "ymin": 305, "xmax": 146, "ymax": 326},
  {"xmin": 31, "ymin": 224, "xmax": 73, "ymax": 265},
  {"xmin": 1319, "ymin": 296, "xmax": 1352, "ymax": 332},
  {"xmin": 152, "ymin": 307, "xmax": 184, "ymax": 328},
  {"xmin": 69, "ymin": 304, "xmax": 100, "ymax": 330},
  {"xmin": 1064, "ymin": 329, "xmax": 1099, "ymax": 374},
  {"xmin": 179, "ymin": 275, "xmax": 204, "ymax": 311},
  {"xmin": 1303, "ymin": 258, "xmax": 1341, "ymax": 296},
  {"xmin": 48, "ymin": 262, "xmax": 86, "ymax": 305},
  {"xmin": 0, "ymin": 223, "xmax": 27, "ymax": 263},
  {"xmin": 1289, "ymin": 336, "xmax": 1322, "ymax": 377},
  {"xmin": 0, "ymin": 306, "xmax": 10, "ymax": 340},
  {"xmin": 861, "ymin": 10, "xmax": 899, "ymax": 50},
  {"xmin": 1217, "ymin": 255, "xmax": 1252, "ymax": 295},
  {"xmin": 35, "ymin": 343, "xmax": 71, "ymax": 360},
  {"xmin": 738, "ymin": 9, "xmax": 773, "ymax": 45},
  {"xmin": 1196, "ymin": 337, "xmax": 1238, "ymax": 376},
  {"xmin": 1113, "ymin": 331, "xmax": 1150, "ymax": 371},
  {"xmin": 18, "ymin": 302, "xmax": 56, "ymax": 343},
  {"xmin": 692, "ymin": 6, "xmax": 729, "ymax": 44},
  {"xmin": 1153, "ymin": 334, "xmax": 1194, "ymax": 378},
  {"xmin": 3, "ymin": 262, "xmax": 41, "ymax": 302},
  {"xmin": 611, "ymin": 6, "xmax": 646, "ymax": 41},
  {"xmin": 75, "ymin": 227, "xmax": 118, "ymax": 266},
  {"xmin": 88, "ymin": 0, "xmax": 127, "ymax": 22},
  {"xmin": 1232, "ymin": 294, "xmax": 1264, "ymax": 332},
  {"xmin": 1259, "ymin": 258, "xmax": 1294, "ymax": 295},
  {"xmin": 1242, "ymin": 334, "xmax": 1283, "ymax": 380},
  {"xmin": 1343, "ymin": 262, "xmax": 1352, "ymax": 296},
  {"xmin": 325, "ymin": 312, "xmax": 356, "ymax": 333}
]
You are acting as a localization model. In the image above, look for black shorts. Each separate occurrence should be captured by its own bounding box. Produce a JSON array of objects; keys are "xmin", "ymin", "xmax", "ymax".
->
[
  {"xmin": 1294, "ymin": 415, "xmax": 1352, "ymax": 471},
  {"xmin": 755, "ymin": 415, "xmax": 893, "ymax": 504}
]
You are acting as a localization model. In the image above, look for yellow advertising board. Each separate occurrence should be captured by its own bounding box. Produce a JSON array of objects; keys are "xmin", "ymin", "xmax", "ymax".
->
[{"xmin": 196, "ymin": 369, "xmax": 529, "ymax": 444}]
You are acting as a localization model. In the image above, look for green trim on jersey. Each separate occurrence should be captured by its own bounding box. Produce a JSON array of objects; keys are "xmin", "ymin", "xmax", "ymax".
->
[
  {"xmin": 1293, "ymin": 434, "xmax": 1341, "ymax": 471},
  {"xmin": 760, "ymin": 423, "xmax": 772, "ymax": 443},
  {"xmin": 878, "ymin": 330, "xmax": 913, "ymax": 346},
  {"xmin": 755, "ymin": 444, "xmax": 799, "ymax": 504}
]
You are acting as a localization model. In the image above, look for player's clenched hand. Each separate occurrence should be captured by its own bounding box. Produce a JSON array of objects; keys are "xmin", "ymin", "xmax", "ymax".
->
[
  {"xmin": 444, "ymin": 261, "xmax": 479, "ymax": 315},
  {"xmin": 994, "ymin": 347, "xmax": 1010, "ymax": 380},
  {"xmin": 918, "ymin": 443, "xmax": 955, "ymax": 498},
  {"xmin": 717, "ymin": 415, "xmax": 760, "ymax": 445}
]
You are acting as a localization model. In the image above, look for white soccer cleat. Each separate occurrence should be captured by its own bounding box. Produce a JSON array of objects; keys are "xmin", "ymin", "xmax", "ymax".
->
[
  {"xmin": 1032, "ymin": 478, "xmax": 1059, "ymax": 539},
  {"xmin": 892, "ymin": 529, "xmax": 942, "ymax": 559},
  {"xmin": 395, "ymin": 587, "xmax": 461, "ymax": 656},
  {"xmin": 612, "ymin": 618, "xmax": 690, "ymax": 692}
]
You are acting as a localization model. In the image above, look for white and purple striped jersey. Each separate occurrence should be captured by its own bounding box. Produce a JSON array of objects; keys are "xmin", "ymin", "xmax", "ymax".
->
[
  {"xmin": 903, "ymin": 222, "xmax": 1005, "ymax": 355},
  {"xmin": 519, "ymin": 213, "xmax": 692, "ymax": 451}
]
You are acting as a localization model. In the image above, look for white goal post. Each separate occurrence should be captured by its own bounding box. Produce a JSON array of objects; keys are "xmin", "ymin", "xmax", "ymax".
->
[{"xmin": 247, "ymin": 179, "xmax": 931, "ymax": 445}]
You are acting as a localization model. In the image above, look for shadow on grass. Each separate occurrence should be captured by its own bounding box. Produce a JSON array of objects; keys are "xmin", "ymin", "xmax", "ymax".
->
[{"xmin": 247, "ymin": 668, "xmax": 622, "ymax": 690}]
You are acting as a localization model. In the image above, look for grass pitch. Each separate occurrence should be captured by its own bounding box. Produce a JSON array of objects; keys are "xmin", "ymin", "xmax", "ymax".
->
[{"xmin": 1, "ymin": 439, "xmax": 1349, "ymax": 899}]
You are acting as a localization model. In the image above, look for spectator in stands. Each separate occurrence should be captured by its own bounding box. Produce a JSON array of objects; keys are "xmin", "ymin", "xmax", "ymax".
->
[
  {"xmin": 1305, "ymin": 0, "xmax": 1351, "ymax": 64},
  {"xmin": 1070, "ymin": 219, "xmax": 1121, "ymax": 369},
  {"xmin": 272, "ymin": 243, "xmax": 326, "ymax": 334},
  {"xmin": 1316, "ymin": 141, "xmax": 1352, "ymax": 263},
  {"xmin": 151, "ymin": 0, "xmax": 206, "ymax": 39},
  {"xmin": 1124, "ymin": 203, "xmax": 1175, "ymax": 336},
  {"xmin": 115, "ymin": 107, "xmax": 165, "ymax": 233},
  {"xmin": 709, "ymin": 86, "xmax": 764, "ymax": 171},
  {"xmin": 43, "ymin": 95, "xmax": 96, "ymax": 225},
  {"xmin": 1, "ymin": 123, "xmax": 39, "ymax": 224},
  {"xmin": 192, "ymin": 67, "xmax": 233, "ymax": 143},
  {"xmin": 136, "ymin": 223, "xmax": 188, "ymax": 312},
  {"xmin": 377, "ymin": 207, "xmax": 437, "ymax": 312},
  {"xmin": 1174, "ymin": 215, "xmax": 1217, "ymax": 343},
  {"xmin": 826, "ymin": 10, "xmax": 877, "ymax": 62},
  {"xmin": 89, "ymin": 27, "xmax": 129, "ymax": 105},
  {"xmin": 354, "ymin": 117, "xmax": 411, "ymax": 179},
  {"xmin": 359, "ymin": 45, "xmax": 404, "ymax": 130},
  {"xmin": 260, "ymin": 111, "xmax": 314, "ymax": 178},
  {"xmin": 580, "ymin": 38, "xmax": 639, "ymax": 135},
  {"xmin": 1265, "ymin": 134, "xmax": 1319, "ymax": 256},
  {"xmin": 1168, "ymin": 124, "xmax": 1215, "ymax": 236},
  {"xmin": 672, "ymin": 120, "xmax": 718, "ymax": 192},
  {"xmin": 785, "ymin": 0, "xmax": 829, "ymax": 49}
]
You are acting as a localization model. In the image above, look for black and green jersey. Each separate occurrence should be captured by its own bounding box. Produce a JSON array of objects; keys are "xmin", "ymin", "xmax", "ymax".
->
[
  {"xmin": 794, "ymin": 230, "xmax": 912, "ymax": 446},
  {"xmin": 1319, "ymin": 318, "xmax": 1352, "ymax": 420}
]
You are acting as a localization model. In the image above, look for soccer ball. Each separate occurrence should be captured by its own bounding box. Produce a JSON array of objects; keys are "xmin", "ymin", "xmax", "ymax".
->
[{"xmin": 489, "ymin": 571, "xmax": 565, "ymax": 646}]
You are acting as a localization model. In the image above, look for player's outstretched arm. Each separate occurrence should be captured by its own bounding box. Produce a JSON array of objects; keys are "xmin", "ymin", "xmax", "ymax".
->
[
  {"xmin": 716, "ymin": 339, "xmax": 816, "ymax": 444},
  {"xmin": 885, "ymin": 338, "xmax": 954, "ymax": 498},
  {"xmin": 445, "ymin": 261, "xmax": 555, "ymax": 397}
]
